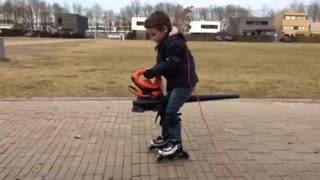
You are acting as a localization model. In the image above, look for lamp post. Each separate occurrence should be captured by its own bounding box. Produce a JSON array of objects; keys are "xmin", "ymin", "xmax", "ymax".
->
[{"xmin": 275, "ymin": 5, "xmax": 280, "ymax": 42}]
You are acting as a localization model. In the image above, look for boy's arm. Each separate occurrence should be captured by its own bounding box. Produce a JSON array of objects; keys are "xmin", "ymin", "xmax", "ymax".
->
[{"xmin": 144, "ymin": 39, "xmax": 186, "ymax": 79}]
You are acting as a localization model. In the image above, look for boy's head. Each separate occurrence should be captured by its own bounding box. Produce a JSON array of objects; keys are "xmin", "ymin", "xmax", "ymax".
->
[{"xmin": 144, "ymin": 11, "xmax": 172, "ymax": 44}]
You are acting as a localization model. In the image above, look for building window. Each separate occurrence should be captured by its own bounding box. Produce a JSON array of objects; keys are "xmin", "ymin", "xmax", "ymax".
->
[
  {"xmin": 136, "ymin": 21, "xmax": 144, "ymax": 26},
  {"xmin": 297, "ymin": 16, "xmax": 307, "ymax": 20},
  {"xmin": 285, "ymin": 15, "xmax": 296, "ymax": 20},
  {"xmin": 298, "ymin": 26, "xmax": 305, "ymax": 30},
  {"xmin": 283, "ymin": 26, "xmax": 293, "ymax": 30},
  {"xmin": 201, "ymin": 25, "xmax": 218, "ymax": 29},
  {"xmin": 58, "ymin": 17, "xmax": 63, "ymax": 26},
  {"xmin": 261, "ymin": 21, "xmax": 268, "ymax": 25},
  {"xmin": 246, "ymin": 21, "xmax": 253, "ymax": 25}
]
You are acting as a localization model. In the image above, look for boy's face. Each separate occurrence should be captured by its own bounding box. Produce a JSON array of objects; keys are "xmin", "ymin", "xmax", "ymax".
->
[{"xmin": 146, "ymin": 26, "xmax": 167, "ymax": 44}]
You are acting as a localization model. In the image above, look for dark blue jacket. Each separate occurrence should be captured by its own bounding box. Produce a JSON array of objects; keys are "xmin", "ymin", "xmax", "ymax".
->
[{"xmin": 144, "ymin": 32, "xmax": 199, "ymax": 92}]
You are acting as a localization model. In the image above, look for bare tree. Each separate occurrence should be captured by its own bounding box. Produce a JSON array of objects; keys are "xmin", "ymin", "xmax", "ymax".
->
[
  {"xmin": 142, "ymin": 3, "xmax": 153, "ymax": 16},
  {"xmin": 214, "ymin": 6, "xmax": 225, "ymax": 21},
  {"xmin": 199, "ymin": 8, "xmax": 209, "ymax": 20},
  {"xmin": 261, "ymin": 4, "xmax": 269, "ymax": 17},
  {"xmin": 308, "ymin": 0, "xmax": 320, "ymax": 21},
  {"xmin": 165, "ymin": 2, "xmax": 176, "ymax": 17},
  {"xmin": 91, "ymin": 3, "xmax": 103, "ymax": 38},
  {"xmin": 63, "ymin": 2, "xmax": 70, "ymax": 13},
  {"xmin": 103, "ymin": 10, "xmax": 114, "ymax": 31},
  {"xmin": 154, "ymin": 2, "xmax": 166, "ymax": 12},
  {"xmin": 267, "ymin": 9, "xmax": 276, "ymax": 18},
  {"xmin": 172, "ymin": 5, "xmax": 193, "ymax": 32},
  {"xmin": 85, "ymin": 8, "xmax": 93, "ymax": 26},
  {"xmin": 2, "ymin": 0, "xmax": 14, "ymax": 23},
  {"xmin": 39, "ymin": 0, "xmax": 50, "ymax": 31},
  {"xmin": 28, "ymin": 0, "xmax": 41, "ymax": 30},
  {"xmin": 131, "ymin": 0, "xmax": 141, "ymax": 16},
  {"xmin": 119, "ymin": 5, "xmax": 133, "ymax": 28},
  {"xmin": 72, "ymin": 3, "xmax": 83, "ymax": 15},
  {"xmin": 52, "ymin": 3, "xmax": 64, "ymax": 14},
  {"xmin": 289, "ymin": 0, "xmax": 306, "ymax": 12}
]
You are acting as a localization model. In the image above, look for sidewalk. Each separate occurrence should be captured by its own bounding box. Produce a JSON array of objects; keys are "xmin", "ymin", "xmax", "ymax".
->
[{"xmin": 0, "ymin": 99, "xmax": 319, "ymax": 180}]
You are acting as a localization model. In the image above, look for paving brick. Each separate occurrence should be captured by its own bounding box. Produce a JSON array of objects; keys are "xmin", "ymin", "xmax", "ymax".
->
[
  {"xmin": 167, "ymin": 165, "xmax": 178, "ymax": 179},
  {"xmin": 297, "ymin": 172, "xmax": 320, "ymax": 180},
  {"xmin": 64, "ymin": 167, "xmax": 77, "ymax": 180},
  {"xmin": 252, "ymin": 154, "xmax": 282, "ymax": 164},
  {"xmin": 71, "ymin": 157, "xmax": 82, "ymax": 168},
  {"xmin": 123, "ymin": 165, "xmax": 132, "ymax": 178},
  {"xmin": 273, "ymin": 151, "xmax": 304, "ymax": 161},
  {"xmin": 263, "ymin": 142, "xmax": 291, "ymax": 151},
  {"xmin": 247, "ymin": 144, "xmax": 271, "ymax": 153},
  {"xmin": 206, "ymin": 153, "xmax": 231, "ymax": 165},
  {"xmin": 83, "ymin": 174, "xmax": 94, "ymax": 180},
  {"xmin": 226, "ymin": 150, "xmax": 254, "ymax": 161},
  {"xmin": 192, "ymin": 161, "xmax": 204, "ymax": 173},
  {"xmin": 196, "ymin": 172, "xmax": 209, "ymax": 180},
  {"xmin": 149, "ymin": 164, "xmax": 159, "ymax": 176},
  {"xmin": 86, "ymin": 163, "xmax": 98, "ymax": 175},
  {"xmin": 140, "ymin": 163, "xmax": 149, "ymax": 176},
  {"xmin": 205, "ymin": 172, "xmax": 217, "ymax": 180},
  {"xmin": 104, "ymin": 166, "xmax": 114, "ymax": 178},
  {"xmin": 211, "ymin": 164, "xmax": 241, "ymax": 177},
  {"xmin": 305, "ymin": 154, "xmax": 320, "ymax": 163},
  {"xmin": 132, "ymin": 164, "xmax": 140, "ymax": 177},
  {"xmin": 113, "ymin": 166, "xmax": 123, "ymax": 179},
  {"xmin": 158, "ymin": 166, "xmax": 169, "ymax": 179},
  {"xmin": 250, "ymin": 172, "xmax": 272, "ymax": 180},
  {"xmin": 234, "ymin": 161, "xmax": 265, "ymax": 173},
  {"xmin": 93, "ymin": 174, "xmax": 103, "ymax": 180},
  {"xmin": 262, "ymin": 164, "xmax": 294, "ymax": 176}
]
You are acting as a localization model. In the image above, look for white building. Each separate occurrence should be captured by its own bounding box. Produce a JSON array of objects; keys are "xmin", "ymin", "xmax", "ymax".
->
[
  {"xmin": 189, "ymin": 21, "xmax": 221, "ymax": 34},
  {"xmin": 131, "ymin": 17, "xmax": 147, "ymax": 31}
]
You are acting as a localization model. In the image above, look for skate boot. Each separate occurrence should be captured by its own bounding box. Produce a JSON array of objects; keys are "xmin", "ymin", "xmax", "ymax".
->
[
  {"xmin": 156, "ymin": 140, "xmax": 189, "ymax": 162},
  {"xmin": 148, "ymin": 136, "xmax": 169, "ymax": 151}
]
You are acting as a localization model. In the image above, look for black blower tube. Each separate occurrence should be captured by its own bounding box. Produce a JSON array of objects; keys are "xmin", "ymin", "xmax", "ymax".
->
[{"xmin": 132, "ymin": 94, "xmax": 240, "ymax": 112}]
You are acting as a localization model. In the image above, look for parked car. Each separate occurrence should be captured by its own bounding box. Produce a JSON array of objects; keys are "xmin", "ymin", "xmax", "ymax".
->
[
  {"xmin": 107, "ymin": 33, "xmax": 125, "ymax": 40},
  {"xmin": 215, "ymin": 35, "xmax": 224, "ymax": 41},
  {"xmin": 224, "ymin": 35, "xmax": 236, "ymax": 41},
  {"xmin": 24, "ymin": 31, "xmax": 35, "ymax": 37},
  {"xmin": 280, "ymin": 36, "xmax": 295, "ymax": 43}
]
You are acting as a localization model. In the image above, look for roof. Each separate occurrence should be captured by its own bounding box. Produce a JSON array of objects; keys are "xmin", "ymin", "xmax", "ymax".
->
[
  {"xmin": 229, "ymin": 17, "xmax": 273, "ymax": 23},
  {"xmin": 284, "ymin": 12, "xmax": 308, "ymax": 16},
  {"xmin": 0, "ymin": 24, "xmax": 14, "ymax": 29}
]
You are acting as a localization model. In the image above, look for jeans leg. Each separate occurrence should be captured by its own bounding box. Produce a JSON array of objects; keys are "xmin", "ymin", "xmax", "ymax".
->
[{"xmin": 165, "ymin": 88, "xmax": 192, "ymax": 142}]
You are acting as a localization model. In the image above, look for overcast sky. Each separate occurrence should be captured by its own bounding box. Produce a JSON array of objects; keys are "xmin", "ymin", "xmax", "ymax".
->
[{"xmin": 52, "ymin": 0, "xmax": 310, "ymax": 13}]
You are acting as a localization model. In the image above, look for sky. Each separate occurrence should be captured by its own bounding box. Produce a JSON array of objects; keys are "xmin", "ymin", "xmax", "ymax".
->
[{"xmin": 52, "ymin": 0, "xmax": 311, "ymax": 13}]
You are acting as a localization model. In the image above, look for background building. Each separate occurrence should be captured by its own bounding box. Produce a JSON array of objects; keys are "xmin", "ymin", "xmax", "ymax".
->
[{"xmin": 227, "ymin": 17, "xmax": 275, "ymax": 36}]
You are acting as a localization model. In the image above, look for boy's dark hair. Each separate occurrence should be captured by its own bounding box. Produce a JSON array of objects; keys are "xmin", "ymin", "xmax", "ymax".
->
[{"xmin": 144, "ymin": 11, "xmax": 172, "ymax": 33}]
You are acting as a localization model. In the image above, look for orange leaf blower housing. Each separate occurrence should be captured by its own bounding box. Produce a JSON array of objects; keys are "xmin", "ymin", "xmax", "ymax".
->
[{"xmin": 128, "ymin": 69, "xmax": 164, "ymax": 99}]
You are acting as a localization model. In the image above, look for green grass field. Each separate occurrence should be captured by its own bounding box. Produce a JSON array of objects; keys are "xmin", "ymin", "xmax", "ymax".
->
[{"xmin": 1, "ymin": 39, "xmax": 320, "ymax": 99}]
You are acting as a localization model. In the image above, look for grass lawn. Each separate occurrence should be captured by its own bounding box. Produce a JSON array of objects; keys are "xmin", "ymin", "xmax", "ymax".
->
[{"xmin": 0, "ymin": 39, "xmax": 319, "ymax": 99}]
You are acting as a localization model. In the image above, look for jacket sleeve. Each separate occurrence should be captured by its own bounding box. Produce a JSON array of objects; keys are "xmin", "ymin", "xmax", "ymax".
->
[{"xmin": 144, "ymin": 39, "xmax": 187, "ymax": 79}]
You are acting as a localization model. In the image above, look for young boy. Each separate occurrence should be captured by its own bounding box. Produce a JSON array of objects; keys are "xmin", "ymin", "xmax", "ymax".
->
[{"xmin": 143, "ymin": 11, "xmax": 199, "ymax": 157}]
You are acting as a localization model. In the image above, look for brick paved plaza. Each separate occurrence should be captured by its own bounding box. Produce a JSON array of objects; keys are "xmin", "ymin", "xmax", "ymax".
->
[{"xmin": 0, "ymin": 99, "xmax": 319, "ymax": 180}]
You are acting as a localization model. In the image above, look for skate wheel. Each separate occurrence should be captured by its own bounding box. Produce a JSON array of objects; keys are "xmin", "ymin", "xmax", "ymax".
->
[
  {"xmin": 148, "ymin": 146, "xmax": 155, "ymax": 151},
  {"xmin": 168, "ymin": 156, "xmax": 174, "ymax": 160},
  {"xmin": 181, "ymin": 151, "xmax": 190, "ymax": 159},
  {"xmin": 156, "ymin": 155, "xmax": 163, "ymax": 162}
]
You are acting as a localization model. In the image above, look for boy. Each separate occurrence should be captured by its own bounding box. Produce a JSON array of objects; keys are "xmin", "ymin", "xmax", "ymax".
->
[{"xmin": 143, "ymin": 11, "xmax": 199, "ymax": 157}]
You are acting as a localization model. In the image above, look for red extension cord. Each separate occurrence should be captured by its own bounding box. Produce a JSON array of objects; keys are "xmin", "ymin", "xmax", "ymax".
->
[{"xmin": 186, "ymin": 47, "xmax": 239, "ymax": 180}]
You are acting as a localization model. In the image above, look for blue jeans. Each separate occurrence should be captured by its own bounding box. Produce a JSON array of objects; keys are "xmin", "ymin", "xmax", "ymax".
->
[{"xmin": 164, "ymin": 88, "xmax": 192, "ymax": 142}]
